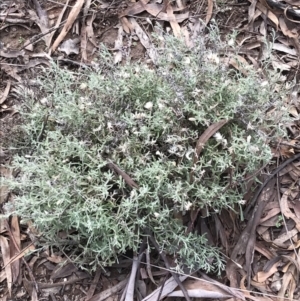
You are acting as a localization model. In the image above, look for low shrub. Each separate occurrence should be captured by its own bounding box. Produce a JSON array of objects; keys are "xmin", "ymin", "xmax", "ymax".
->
[{"xmin": 3, "ymin": 32, "xmax": 291, "ymax": 273}]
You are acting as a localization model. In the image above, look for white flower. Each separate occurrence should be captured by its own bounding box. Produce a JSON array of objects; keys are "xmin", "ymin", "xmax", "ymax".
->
[
  {"xmin": 144, "ymin": 102, "xmax": 153, "ymax": 110},
  {"xmin": 214, "ymin": 132, "xmax": 227, "ymax": 147},
  {"xmin": 185, "ymin": 202, "xmax": 192, "ymax": 210}
]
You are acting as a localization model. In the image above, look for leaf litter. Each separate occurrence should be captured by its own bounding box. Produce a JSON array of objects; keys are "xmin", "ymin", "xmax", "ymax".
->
[{"xmin": 1, "ymin": 0, "xmax": 300, "ymax": 300}]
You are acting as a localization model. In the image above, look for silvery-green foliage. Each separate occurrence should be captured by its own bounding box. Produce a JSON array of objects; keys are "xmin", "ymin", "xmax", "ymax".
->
[{"xmin": 5, "ymin": 33, "xmax": 291, "ymax": 272}]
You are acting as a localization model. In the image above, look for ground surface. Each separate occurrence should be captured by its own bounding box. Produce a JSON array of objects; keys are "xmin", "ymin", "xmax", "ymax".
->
[{"xmin": 1, "ymin": 1, "xmax": 300, "ymax": 301}]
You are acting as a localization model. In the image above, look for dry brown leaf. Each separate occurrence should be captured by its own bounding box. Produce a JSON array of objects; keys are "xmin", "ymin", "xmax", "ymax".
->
[
  {"xmin": 0, "ymin": 167, "xmax": 13, "ymax": 204},
  {"xmin": 46, "ymin": 254, "xmax": 64, "ymax": 264},
  {"xmin": 120, "ymin": 16, "xmax": 134, "ymax": 33},
  {"xmin": 0, "ymin": 48, "xmax": 25, "ymax": 58},
  {"xmin": 86, "ymin": 14, "xmax": 98, "ymax": 48},
  {"xmin": 88, "ymin": 279, "xmax": 128, "ymax": 301},
  {"xmin": 0, "ymin": 64, "xmax": 22, "ymax": 82},
  {"xmin": 205, "ymin": 0, "xmax": 213, "ymax": 25},
  {"xmin": 193, "ymin": 119, "xmax": 228, "ymax": 163},
  {"xmin": 289, "ymin": 106, "xmax": 299, "ymax": 118},
  {"xmin": 51, "ymin": 0, "xmax": 85, "ymax": 52},
  {"xmin": 181, "ymin": 279, "xmax": 232, "ymax": 297},
  {"xmin": 227, "ymin": 55, "xmax": 251, "ymax": 76},
  {"xmin": 80, "ymin": 0, "xmax": 92, "ymax": 62},
  {"xmin": 166, "ymin": 4, "xmax": 181, "ymax": 37},
  {"xmin": 145, "ymin": 3, "xmax": 189, "ymax": 22},
  {"xmin": 278, "ymin": 263, "xmax": 297, "ymax": 301},
  {"xmin": 256, "ymin": 1, "xmax": 279, "ymax": 30},
  {"xmin": 0, "ymin": 80, "xmax": 11, "ymax": 105},
  {"xmin": 3, "ymin": 243, "xmax": 35, "ymax": 268},
  {"xmin": 85, "ymin": 268, "xmax": 101, "ymax": 301},
  {"xmin": 273, "ymin": 228, "xmax": 298, "ymax": 247},
  {"xmin": 141, "ymin": 275, "xmax": 188, "ymax": 301},
  {"xmin": 129, "ymin": 18, "xmax": 157, "ymax": 64},
  {"xmin": 0, "ymin": 269, "xmax": 7, "ymax": 283},
  {"xmin": 81, "ymin": 20, "xmax": 88, "ymax": 61},
  {"xmin": 259, "ymin": 207, "xmax": 281, "ymax": 223},
  {"xmin": 32, "ymin": 0, "xmax": 51, "ymax": 47},
  {"xmin": 114, "ymin": 25, "xmax": 123, "ymax": 64},
  {"xmin": 26, "ymin": 9, "xmax": 51, "ymax": 48},
  {"xmin": 48, "ymin": 0, "xmax": 70, "ymax": 54},
  {"xmin": 272, "ymin": 43, "xmax": 297, "ymax": 56},
  {"xmin": 254, "ymin": 260, "xmax": 280, "ymax": 282},
  {"xmin": 181, "ymin": 26, "xmax": 193, "ymax": 48},
  {"xmin": 51, "ymin": 262, "xmax": 77, "ymax": 279},
  {"xmin": 0, "ymin": 235, "xmax": 12, "ymax": 295},
  {"xmin": 248, "ymin": 0, "xmax": 258, "ymax": 29},
  {"xmin": 120, "ymin": 0, "xmax": 150, "ymax": 17},
  {"xmin": 245, "ymin": 181, "xmax": 276, "ymax": 289},
  {"xmin": 199, "ymin": 273, "xmax": 246, "ymax": 300},
  {"xmin": 31, "ymin": 286, "xmax": 38, "ymax": 301},
  {"xmin": 9, "ymin": 216, "xmax": 21, "ymax": 283},
  {"xmin": 58, "ymin": 38, "xmax": 80, "ymax": 55},
  {"xmin": 168, "ymin": 289, "xmax": 231, "ymax": 298},
  {"xmin": 254, "ymin": 241, "xmax": 276, "ymax": 260},
  {"xmin": 145, "ymin": 249, "xmax": 156, "ymax": 285},
  {"xmin": 279, "ymin": 16, "xmax": 298, "ymax": 39},
  {"xmin": 280, "ymin": 190, "xmax": 300, "ymax": 231}
]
